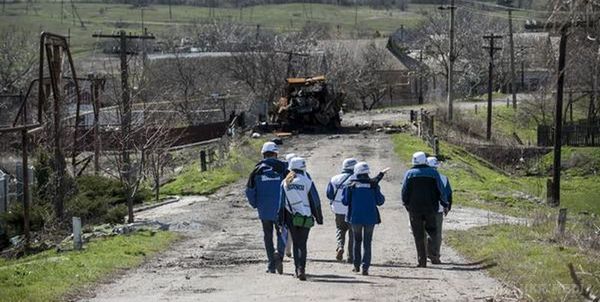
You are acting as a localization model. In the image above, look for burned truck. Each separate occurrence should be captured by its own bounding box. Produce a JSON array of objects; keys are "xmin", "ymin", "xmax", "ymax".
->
[{"xmin": 274, "ymin": 76, "xmax": 342, "ymax": 130}]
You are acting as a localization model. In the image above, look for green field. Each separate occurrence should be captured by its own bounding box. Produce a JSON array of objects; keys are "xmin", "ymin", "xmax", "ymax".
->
[{"xmin": 1, "ymin": 2, "xmax": 430, "ymax": 54}]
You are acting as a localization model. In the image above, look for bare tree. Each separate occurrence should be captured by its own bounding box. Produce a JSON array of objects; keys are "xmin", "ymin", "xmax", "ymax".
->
[
  {"xmin": 0, "ymin": 28, "xmax": 36, "ymax": 93},
  {"xmin": 351, "ymin": 42, "xmax": 393, "ymax": 110}
]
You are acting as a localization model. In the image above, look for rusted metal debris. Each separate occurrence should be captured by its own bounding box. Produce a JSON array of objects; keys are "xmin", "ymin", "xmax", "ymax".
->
[{"xmin": 274, "ymin": 75, "xmax": 342, "ymax": 130}]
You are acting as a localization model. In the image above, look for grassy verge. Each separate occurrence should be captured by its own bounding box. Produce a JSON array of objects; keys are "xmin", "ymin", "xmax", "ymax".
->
[
  {"xmin": 392, "ymin": 132, "xmax": 600, "ymax": 300},
  {"xmin": 160, "ymin": 138, "xmax": 263, "ymax": 196},
  {"xmin": 0, "ymin": 230, "xmax": 178, "ymax": 302},
  {"xmin": 447, "ymin": 225, "xmax": 600, "ymax": 301}
]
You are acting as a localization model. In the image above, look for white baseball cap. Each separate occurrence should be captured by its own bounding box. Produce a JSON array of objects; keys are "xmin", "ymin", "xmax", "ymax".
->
[
  {"xmin": 354, "ymin": 161, "xmax": 370, "ymax": 175},
  {"xmin": 289, "ymin": 157, "xmax": 307, "ymax": 171},
  {"xmin": 261, "ymin": 142, "xmax": 279, "ymax": 154},
  {"xmin": 285, "ymin": 153, "xmax": 297, "ymax": 162},
  {"xmin": 342, "ymin": 158, "xmax": 358, "ymax": 171},
  {"xmin": 427, "ymin": 156, "xmax": 440, "ymax": 168},
  {"xmin": 412, "ymin": 151, "xmax": 427, "ymax": 165}
]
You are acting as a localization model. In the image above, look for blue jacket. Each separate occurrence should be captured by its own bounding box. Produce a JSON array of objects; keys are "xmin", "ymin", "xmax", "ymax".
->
[
  {"xmin": 245, "ymin": 158, "xmax": 287, "ymax": 221},
  {"xmin": 440, "ymin": 173, "xmax": 453, "ymax": 210},
  {"xmin": 401, "ymin": 165, "xmax": 448, "ymax": 214},
  {"xmin": 341, "ymin": 175, "xmax": 385, "ymax": 225}
]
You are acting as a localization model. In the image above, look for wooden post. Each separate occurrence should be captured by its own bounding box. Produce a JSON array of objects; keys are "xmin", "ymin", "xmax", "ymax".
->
[
  {"xmin": 546, "ymin": 178, "xmax": 554, "ymax": 205},
  {"xmin": 552, "ymin": 27, "xmax": 568, "ymax": 207},
  {"xmin": 20, "ymin": 91, "xmax": 30, "ymax": 249},
  {"xmin": 200, "ymin": 151, "xmax": 207, "ymax": 172},
  {"xmin": 73, "ymin": 216, "xmax": 82, "ymax": 250},
  {"xmin": 556, "ymin": 208, "xmax": 567, "ymax": 236},
  {"xmin": 433, "ymin": 136, "xmax": 440, "ymax": 156}
]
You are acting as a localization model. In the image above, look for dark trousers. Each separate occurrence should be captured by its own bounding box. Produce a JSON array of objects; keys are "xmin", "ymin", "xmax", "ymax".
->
[
  {"xmin": 261, "ymin": 220, "xmax": 286, "ymax": 271},
  {"xmin": 335, "ymin": 214, "xmax": 354, "ymax": 260},
  {"xmin": 408, "ymin": 212, "xmax": 439, "ymax": 265},
  {"xmin": 289, "ymin": 225, "xmax": 311, "ymax": 270},
  {"xmin": 351, "ymin": 224, "xmax": 375, "ymax": 270},
  {"xmin": 427, "ymin": 213, "xmax": 444, "ymax": 260}
]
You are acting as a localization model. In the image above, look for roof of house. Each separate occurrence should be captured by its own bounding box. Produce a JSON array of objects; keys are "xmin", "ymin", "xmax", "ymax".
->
[{"xmin": 316, "ymin": 39, "xmax": 409, "ymax": 71}]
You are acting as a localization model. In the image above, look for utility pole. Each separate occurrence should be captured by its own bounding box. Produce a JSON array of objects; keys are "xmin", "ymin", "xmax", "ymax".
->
[
  {"xmin": 20, "ymin": 91, "xmax": 30, "ymax": 250},
  {"xmin": 168, "ymin": 0, "xmax": 172, "ymax": 21},
  {"xmin": 439, "ymin": 0, "xmax": 456, "ymax": 121},
  {"xmin": 551, "ymin": 27, "xmax": 567, "ymax": 206},
  {"xmin": 419, "ymin": 49, "xmax": 424, "ymax": 105},
  {"xmin": 483, "ymin": 33, "xmax": 503, "ymax": 141},
  {"xmin": 507, "ymin": 4, "xmax": 518, "ymax": 109},
  {"xmin": 92, "ymin": 30, "xmax": 155, "ymax": 223}
]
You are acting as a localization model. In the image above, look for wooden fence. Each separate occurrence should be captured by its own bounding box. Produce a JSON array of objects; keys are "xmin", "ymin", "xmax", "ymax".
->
[{"xmin": 538, "ymin": 121, "xmax": 600, "ymax": 147}]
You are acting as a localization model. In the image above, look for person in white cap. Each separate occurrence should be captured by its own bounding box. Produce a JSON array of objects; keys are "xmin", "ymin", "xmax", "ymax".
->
[
  {"xmin": 283, "ymin": 153, "xmax": 297, "ymax": 258},
  {"xmin": 245, "ymin": 141, "xmax": 288, "ymax": 274},
  {"xmin": 278, "ymin": 157, "xmax": 323, "ymax": 281},
  {"xmin": 341, "ymin": 162, "xmax": 385, "ymax": 276},
  {"xmin": 401, "ymin": 151, "xmax": 448, "ymax": 268},
  {"xmin": 326, "ymin": 158, "xmax": 357, "ymax": 262},
  {"xmin": 426, "ymin": 156, "xmax": 453, "ymax": 264}
]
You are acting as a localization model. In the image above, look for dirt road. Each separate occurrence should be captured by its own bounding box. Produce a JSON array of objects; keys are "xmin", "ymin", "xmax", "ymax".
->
[{"xmin": 81, "ymin": 125, "xmax": 513, "ymax": 301}]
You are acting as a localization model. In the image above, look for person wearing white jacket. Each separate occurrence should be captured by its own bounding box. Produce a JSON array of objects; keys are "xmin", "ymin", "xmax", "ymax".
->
[
  {"xmin": 326, "ymin": 158, "xmax": 357, "ymax": 262},
  {"xmin": 283, "ymin": 153, "xmax": 297, "ymax": 258},
  {"xmin": 278, "ymin": 157, "xmax": 323, "ymax": 281}
]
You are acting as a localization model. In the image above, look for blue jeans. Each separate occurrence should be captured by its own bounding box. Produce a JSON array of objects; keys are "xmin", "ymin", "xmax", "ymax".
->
[
  {"xmin": 351, "ymin": 224, "xmax": 375, "ymax": 270},
  {"xmin": 261, "ymin": 220, "xmax": 287, "ymax": 271}
]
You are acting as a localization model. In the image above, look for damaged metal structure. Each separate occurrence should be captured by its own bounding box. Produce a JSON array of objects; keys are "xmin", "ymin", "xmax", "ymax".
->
[{"xmin": 274, "ymin": 76, "xmax": 342, "ymax": 130}]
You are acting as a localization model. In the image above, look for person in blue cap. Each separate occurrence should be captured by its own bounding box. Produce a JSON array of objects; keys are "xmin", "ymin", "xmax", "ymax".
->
[
  {"xmin": 245, "ymin": 142, "xmax": 288, "ymax": 274},
  {"xmin": 426, "ymin": 156, "xmax": 453, "ymax": 264},
  {"xmin": 279, "ymin": 157, "xmax": 323, "ymax": 281},
  {"xmin": 401, "ymin": 151, "xmax": 448, "ymax": 268},
  {"xmin": 342, "ymin": 161, "xmax": 385, "ymax": 276},
  {"xmin": 326, "ymin": 158, "xmax": 357, "ymax": 263}
]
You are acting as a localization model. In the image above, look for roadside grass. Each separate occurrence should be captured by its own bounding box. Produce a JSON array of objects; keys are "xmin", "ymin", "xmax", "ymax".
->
[
  {"xmin": 160, "ymin": 138, "xmax": 263, "ymax": 196},
  {"xmin": 1, "ymin": 2, "xmax": 430, "ymax": 54},
  {"xmin": 0, "ymin": 230, "xmax": 178, "ymax": 302},
  {"xmin": 446, "ymin": 224, "xmax": 600, "ymax": 302},
  {"xmin": 469, "ymin": 105, "xmax": 538, "ymax": 144},
  {"xmin": 393, "ymin": 132, "xmax": 600, "ymax": 301}
]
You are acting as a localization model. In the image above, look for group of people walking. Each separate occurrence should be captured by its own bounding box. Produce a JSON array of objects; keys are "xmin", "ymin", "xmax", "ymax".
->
[{"xmin": 245, "ymin": 141, "xmax": 452, "ymax": 281}]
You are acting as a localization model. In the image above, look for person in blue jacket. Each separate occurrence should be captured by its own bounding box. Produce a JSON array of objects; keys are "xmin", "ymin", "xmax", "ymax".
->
[
  {"xmin": 342, "ymin": 162, "xmax": 385, "ymax": 276},
  {"xmin": 401, "ymin": 151, "xmax": 448, "ymax": 268},
  {"xmin": 245, "ymin": 142, "xmax": 288, "ymax": 274},
  {"xmin": 278, "ymin": 157, "xmax": 323, "ymax": 281},
  {"xmin": 426, "ymin": 156, "xmax": 453, "ymax": 264}
]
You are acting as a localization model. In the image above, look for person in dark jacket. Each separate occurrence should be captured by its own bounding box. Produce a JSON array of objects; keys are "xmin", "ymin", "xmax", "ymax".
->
[
  {"xmin": 278, "ymin": 157, "xmax": 323, "ymax": 281},
  {"xmin": 401, "ymin": 151, "xmax": 448, "ymax": 268},
  {"xmin": 342, "ymin": 162, "xmax": 385, "ymax": 275},
  {"xmin": 426, "ymin": 156, "xmax": 453, "ymax": 264},
  {"xmin": 245, "ymin": 142, "xmax": 288, "ymax": 274}
]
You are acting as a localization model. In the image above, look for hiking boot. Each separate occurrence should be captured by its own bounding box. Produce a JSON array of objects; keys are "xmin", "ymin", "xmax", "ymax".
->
[
  {"xmin": 336, "ymin": 248, "xmax": 344, "ymax": 261},
  {"xmin": 297, "ymin": 267, "xmax": 307, "ymax": 281},
  {"xmin": 266, "ymin": 269, "xmax": 276, "ymax": 274},
  {"xmin": 430, "ymin": 257, "xmax": 442, "ymax": 265},
  {"xmin": 274, "ymin": 252, "xmax": 283, "ymax": 274},
  {"xmin": 416, "ymin": 262, "xmax": 427, "ymax": 268},
  {"xmin": 346, "ymin": 257, "xmax": 353, "ymax": 264},
  {"xmin": 352, "ymin": 266, "xmax": 360, "ymax": 273},
  {"xmin": 361, "ymin": 269, "xmax": 369, "ymax": 276}
]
